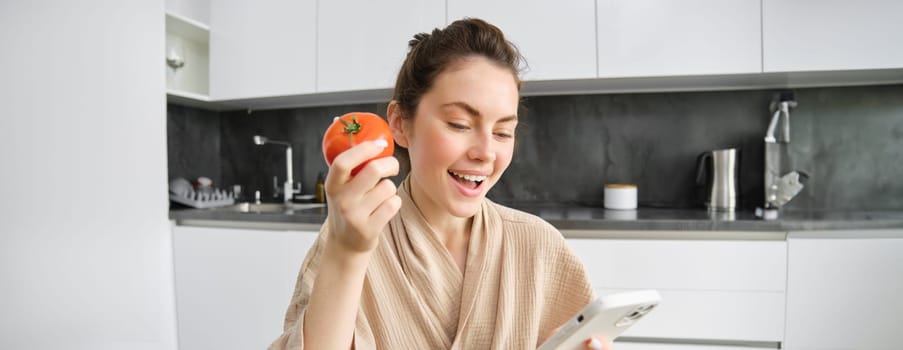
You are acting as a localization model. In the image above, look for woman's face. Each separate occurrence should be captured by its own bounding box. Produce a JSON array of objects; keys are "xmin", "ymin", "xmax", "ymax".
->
[{"xmin": 396, "ymin": 56, "xmax": 519, "ymax": 219}]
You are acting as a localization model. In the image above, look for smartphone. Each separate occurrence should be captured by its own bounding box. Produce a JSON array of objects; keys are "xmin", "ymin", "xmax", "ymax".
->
[{"xmin": 538, "ymin": 290, "xmax": 661, "ymax": 350}]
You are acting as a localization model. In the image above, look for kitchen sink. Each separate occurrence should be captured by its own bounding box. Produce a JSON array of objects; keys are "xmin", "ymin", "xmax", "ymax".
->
[{"xmin": 221, "ymin": 202, "xmax": 325, "ymax": 213}]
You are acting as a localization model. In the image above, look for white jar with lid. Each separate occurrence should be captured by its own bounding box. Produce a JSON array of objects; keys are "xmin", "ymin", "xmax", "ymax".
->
[{"xmin": 604, "ymin": 184, "xmax": 637, "ymax": 210}]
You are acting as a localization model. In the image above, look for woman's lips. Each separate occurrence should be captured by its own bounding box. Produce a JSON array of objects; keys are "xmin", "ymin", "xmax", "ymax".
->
[{"xmin": 448, "ymin": 172, "xmax": 483, "ymax": 198}]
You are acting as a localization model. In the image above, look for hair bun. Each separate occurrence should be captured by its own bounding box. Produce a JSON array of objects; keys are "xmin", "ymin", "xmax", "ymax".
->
[{"xmin": 408, "ymin": 32, "xmax": 430, "ymax": 49}]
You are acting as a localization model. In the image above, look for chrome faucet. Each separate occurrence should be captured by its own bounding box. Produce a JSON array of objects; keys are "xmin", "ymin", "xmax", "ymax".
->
[
  {"xmin": 761, "ymin": 92, "xmax": 808, "ymax": 217},
  {"xmin": 253, "ymin": 135, "xmax": 301, "ymax": 203}
]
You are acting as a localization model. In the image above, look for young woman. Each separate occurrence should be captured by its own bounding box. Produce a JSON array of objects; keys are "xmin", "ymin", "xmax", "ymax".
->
[{"xmin": 270, "ymin": 18, "xmax": 609, "ymax": 350}]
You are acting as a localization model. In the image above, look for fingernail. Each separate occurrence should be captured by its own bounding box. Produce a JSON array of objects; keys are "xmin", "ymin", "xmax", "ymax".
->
[
  {"xmin": 373, "ymin": 138, "xmax": 388, "ymax": 148},
  {"xmin": 587, "ymin": 338, "xmax": 603, "ymax": 350}
]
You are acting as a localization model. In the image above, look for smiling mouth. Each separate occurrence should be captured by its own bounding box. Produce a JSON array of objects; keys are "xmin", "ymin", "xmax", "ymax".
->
[{"xmin": 448, "ymin": 170, "xmax": 486, "ymax": 189}]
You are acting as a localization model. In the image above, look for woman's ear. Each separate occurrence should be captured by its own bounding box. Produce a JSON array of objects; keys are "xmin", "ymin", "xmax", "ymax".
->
[{"xmin": 387, "ymin": 101, "xmax": 410, "ymax": 148}]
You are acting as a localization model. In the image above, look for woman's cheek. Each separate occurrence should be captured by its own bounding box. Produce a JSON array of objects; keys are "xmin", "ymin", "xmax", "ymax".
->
[
  {"xmin": 418, "ymin": 129, "xmax": 461, "ymax": 166},
  {"xmin": 495, "ymin": 143, "xmax": 515, "ymax": 171}
]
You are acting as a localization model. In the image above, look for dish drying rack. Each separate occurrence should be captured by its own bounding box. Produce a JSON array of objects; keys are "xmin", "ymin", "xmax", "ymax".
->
[{"xmin": 170, "ymin": 187, "xmax": 237, "ymax": 209}]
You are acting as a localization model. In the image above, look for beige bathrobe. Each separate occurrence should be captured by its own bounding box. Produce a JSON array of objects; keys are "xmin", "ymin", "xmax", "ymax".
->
[{"xmin": 270, "ymin": 178, "xmax": 595, "ymax": 349}]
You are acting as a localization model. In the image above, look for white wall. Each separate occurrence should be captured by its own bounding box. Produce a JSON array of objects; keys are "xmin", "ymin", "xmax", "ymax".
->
[{"xmin": 0, "ymin": 1, "xmax": 177, "ymax": 349}]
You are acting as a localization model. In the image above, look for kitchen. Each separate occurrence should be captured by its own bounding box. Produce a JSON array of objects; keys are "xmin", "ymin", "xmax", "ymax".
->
[{"xmin": 3, "ymin": 0, "xmax": 903, "ymax": 349}]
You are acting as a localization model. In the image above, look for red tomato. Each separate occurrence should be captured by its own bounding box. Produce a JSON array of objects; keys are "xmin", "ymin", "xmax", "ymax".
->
[{"xmin": 322, "ymin": 112, "xmax": 395, "ymax": 175}]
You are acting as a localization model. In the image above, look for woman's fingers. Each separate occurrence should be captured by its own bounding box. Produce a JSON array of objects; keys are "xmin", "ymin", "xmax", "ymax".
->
[
  {"xmin": 360, "ymin": 178, "xmax": 399, "ymax": 213},
  {"xmin": 370, "ymin": 194, "xmax": 402, "ymax": 228},
  {"xmin": 585, "ymin": 337, "xmax": 611, "ymax": 350},
  {"xmin": 338, "ymin": 156, "xmax": 399, "ymax": 201},
  {"xmin": 325, "ymin": 139, "xmax": 391, "ymax": 190}
]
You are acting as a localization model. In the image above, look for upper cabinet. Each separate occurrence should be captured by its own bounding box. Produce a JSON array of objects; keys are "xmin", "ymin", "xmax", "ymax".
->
[
  {"xmin": 209, "ymin": 0, "xmax": 316, "ymax": 100},
  {"xmin": 168, "ymin": 1, "xmax": 903, "ymax": 110},
  {"xmin": 596, "ymin": 0, "xmax": 761, "ymax": 77},
  {"xmin": 763, "ymin": 0, "xmax": 903, "ymax": 72},
  {"xmin": 317, "ymin": 0, "xmax": 445, "ymax": 93},
  {"xmin": 448, "ymin": 0, "xmax": 597, "ymax": 81}
]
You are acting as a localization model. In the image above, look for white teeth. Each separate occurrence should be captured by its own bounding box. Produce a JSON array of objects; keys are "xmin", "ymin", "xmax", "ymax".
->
[{"xmin": 449, "ymin": 171, "xmax": 487, "ymax": 182}]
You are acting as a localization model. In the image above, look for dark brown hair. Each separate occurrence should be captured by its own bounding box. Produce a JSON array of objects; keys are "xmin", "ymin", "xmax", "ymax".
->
[
  {"xmin": 393, "ymin": 17, "xmax": 524, "ymax": 120},
  {"xmin": 390, "ymin": 18, "xmax": 524, "ymax": 173}
]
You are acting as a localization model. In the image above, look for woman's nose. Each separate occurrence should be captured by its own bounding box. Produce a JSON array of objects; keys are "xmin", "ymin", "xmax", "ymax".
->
[{"xmin": 467, "ymin": 133, "xmax": 495, "ymax": 162}]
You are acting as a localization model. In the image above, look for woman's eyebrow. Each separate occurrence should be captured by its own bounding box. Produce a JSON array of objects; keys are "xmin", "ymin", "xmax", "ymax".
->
[
  {"xmin": 441, "ymin": 101, "xmax": 482, "ymax": 117},
  {"xmin": 441, "ymin": 101, "xmax": 518, "ymax": 123}
]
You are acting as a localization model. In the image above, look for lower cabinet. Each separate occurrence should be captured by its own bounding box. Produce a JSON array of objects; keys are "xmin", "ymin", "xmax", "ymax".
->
[
  {"xmin": 172, "ymin": 225, "xmax": 318, "ymax": 350},
  {"xmin": 612, "ymin": 343, "xmax": 771, "ymax": 350},
  {"xmin": 171, "ymin": 227, "xmax": 901, "ymax": 349},
  {"xmin": 567, "ymin": 237, "xmax": 787, "ymax": 349},
  {"xmin": 784, "ymin": 231, "xmax": 903, "ymax": 350}
]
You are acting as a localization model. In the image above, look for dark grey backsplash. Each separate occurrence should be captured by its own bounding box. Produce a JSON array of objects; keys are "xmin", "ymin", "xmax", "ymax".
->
[
  {"xmin": 167, "ymin": 84, "xmax": 903, "ymax": 211},
  {"xmin": 167, "ymin": 104, "xmax": 221, "ymax": 186},
  {"xmin": 786, "ymin": 84, "xmax": 903, "ymax": 211}
]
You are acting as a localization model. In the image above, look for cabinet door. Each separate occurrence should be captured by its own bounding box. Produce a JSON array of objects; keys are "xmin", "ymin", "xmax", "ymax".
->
[
  {"xmin": 317, "ymin": 0, "xmax": 444, "ymax": 92},
  {"xmin": 173, "ymin": 226, "xmax": 318, "ymax": 350},
  {"xmin": 596, "ymin": 0, "xmax": 761, "ymax": 77},
  {"xmin": 614, "ymin": 342, "xmax": 773, "ymax": 350},
  {"xmin": 448, "ymin": 0, "xmax": 597, "ymax": 81},
  {"xmin": 763, "ymin": 0, "xmax": 903, "ymax": 72},
  {"xmin": 785, "ymin": 234, "xmax": 903, "ymax": 349},
  {"xmin": 568, "ymin": 238, "xmax": 786, "ymax": 343},
  {"xmin": 210, "ymin": 0, "xmax": 316, "ymax": 100}
]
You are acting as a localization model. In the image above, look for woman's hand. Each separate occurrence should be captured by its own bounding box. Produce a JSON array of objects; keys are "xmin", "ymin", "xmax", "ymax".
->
[
  {"xmin": 324, "ymin": 138, "xmax": 402, "ymax": 254},
  {"xmin": 584, "ymin": 337, "xmax": 611, "ymax": 350}
]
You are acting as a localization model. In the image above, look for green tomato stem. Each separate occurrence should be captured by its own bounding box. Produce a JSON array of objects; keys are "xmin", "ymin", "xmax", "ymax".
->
[{"xmin": 340, "ymin": 115, "xmax": 362, "ymax": 145}]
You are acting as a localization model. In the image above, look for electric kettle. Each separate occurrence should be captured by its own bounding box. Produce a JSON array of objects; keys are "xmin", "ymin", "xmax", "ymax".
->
[{"xmin": 696, "ymin": 148, "xmax": 739, "ymax": 211}]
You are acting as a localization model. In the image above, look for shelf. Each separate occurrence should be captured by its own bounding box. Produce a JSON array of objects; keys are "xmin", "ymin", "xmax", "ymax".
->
[
  {"xmin": 167, "ymin": 89, "xmax": 219, "ymax": 111},
  {"xmin": 167, "ymin": 89, "xmax": 210, "ymax": 102},
  {"xmin": 165, "ymin": 12, "xmax": 209, "ymax": 44}
]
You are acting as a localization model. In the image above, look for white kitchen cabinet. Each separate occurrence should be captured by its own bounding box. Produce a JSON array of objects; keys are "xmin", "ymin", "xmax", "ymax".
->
[
  {"xmin": 173, "ymin": 225, "xmax": 318, "ymax": 350},
  {"xmin": 448, "ymin": 0, "xmax": 597, "ymax": 81},
  {"xmin": 596, "ymin": 0, "xmax": 761, "ymax": 78},
  {"xmin": 763, "ymin": 0, "xmax": 903, "ymax": 72},
  {"xmin": 784, "ymin": 231, "xmax": 903, "ymax": 350},
  {"xmin": 613, "ymin": 342, "xmax": 771, "ymax": 350},
  {"xmin": 568, "ymin": 237, "xmax": 786, "ymax": 347},
  {"xmin": 317, "ymin": 0, "xmax": 445, "ymax": 92},
  {"xmin": 209, "ymin": 0, "xmax": 316, "ymax": 100}
]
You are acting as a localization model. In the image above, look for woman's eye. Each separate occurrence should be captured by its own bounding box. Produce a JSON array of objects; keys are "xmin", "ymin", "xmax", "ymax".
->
[
  {"xmin": 448, "ymin": 122, "xmax": 469, "ymax": 130},
  {"xmin": 494, "ymin": 129, "xmax": 515, "ymax": 139}
]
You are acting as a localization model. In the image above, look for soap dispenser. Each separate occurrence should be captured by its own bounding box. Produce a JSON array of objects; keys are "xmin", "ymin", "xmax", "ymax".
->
[{"xmin": 315, "ymin": 172, "xmax": 326, "ymax": 204}]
